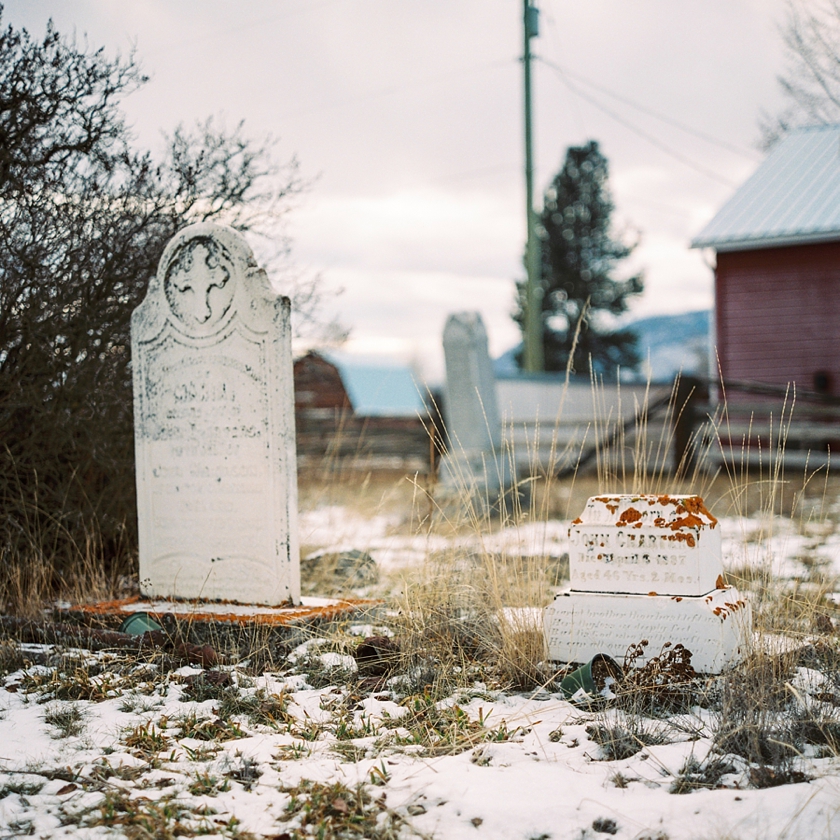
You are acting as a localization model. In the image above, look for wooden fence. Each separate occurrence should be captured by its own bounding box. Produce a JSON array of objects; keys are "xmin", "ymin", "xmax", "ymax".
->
[
  {"xmin": 682, "ymin": 379, "xmax": 840, "ymax": 473},
  {"xmin": 295, "ymin": 409, "xmax": 436, "ymax": 474},
  {"xmin": 295, "ymin": 376, "xmax": 840, "ymax": 479}
]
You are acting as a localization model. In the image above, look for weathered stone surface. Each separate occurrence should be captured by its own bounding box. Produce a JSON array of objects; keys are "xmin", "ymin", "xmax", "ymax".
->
[
  {"xmin": 544, "ymin": 588, "xmax": 752, "ymax": 674},
  {"xmin": 438, "ymin": 312, "xmax": 509, "ymax": 496},
  {"xmin": 131, "ymin": 223, "xmax": 299, "ymax": 605},
  {"xmin": 546, "ymin": 494, "xmax": 751, "ymax": 674},
  {"xmin": 441, "ymin": 312, "xmax": 501, "ymax": 453},
  {"xmin": 569, "ymin": 494, "xmax": 722, "ymax": 596}
]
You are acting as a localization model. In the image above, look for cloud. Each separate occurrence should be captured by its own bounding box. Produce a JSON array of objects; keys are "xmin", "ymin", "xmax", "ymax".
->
[{"xmin": 5, "ymin": 0, "xmax": 791, "ymax": 374}]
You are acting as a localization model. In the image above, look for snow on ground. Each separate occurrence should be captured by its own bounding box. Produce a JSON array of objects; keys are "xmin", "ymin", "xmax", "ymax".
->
[
  {"xmin": 718, "ymin": 496, "xmax": 840, "ymax": 582},
  {"xmin": 300, "ymin": 503, "xmax": 840, "ymax": 581},
  {"xmin": 1, "ymin": 502, "xmax": 839, "ymax": 838},
  {"xmin": 1, "ymin": 657, "xmax": 839, "ymax": 840},
  {"xmin": 300, "ymin": 506, "xmax": 577, "ymax": 572}
]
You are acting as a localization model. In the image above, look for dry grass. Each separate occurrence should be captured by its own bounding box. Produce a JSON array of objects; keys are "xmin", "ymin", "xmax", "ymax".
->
[
  {"xmin": 1, "ymin": 372, "xmax": 839, "ymax": 806},
  {"xmin": 279, "ymin": 778, "xmax": 406, "ymax": 839},
  {"xmin": 292, "ymin": 374, "xmax": 840, "ymax": 709},
  {"xmin": 0, "ymin": 514, "xmax": 135, "ymax": 617}
]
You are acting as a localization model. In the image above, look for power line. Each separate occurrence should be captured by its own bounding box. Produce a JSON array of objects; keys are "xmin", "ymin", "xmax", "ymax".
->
[
  {"xmin": 620, "ymin": 194, "xmax": 697, "ymax": 218},
  {"xmin": 539, "ymin": 56, "xmax": 761, "ymax": 162},
  {"xmin": 540, "ymin": 59, "xmax": 739, "ymax": 188},
  {"xmin": 541, "ymin": 1, "xmax": 588, "ymax": 137}
]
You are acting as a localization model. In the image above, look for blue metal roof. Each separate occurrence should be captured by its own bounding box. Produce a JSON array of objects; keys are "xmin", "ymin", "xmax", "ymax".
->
[
  {"xmin": 692, "ymin": 124, "xmax": 840, "ymax": 252},
  {"xmin": 341, "ymin": 364, "xmax": 425, "ymax": 417},
  {"xmin": 324, "ymin": 352, "xmax": 427, "ymax": 417}
]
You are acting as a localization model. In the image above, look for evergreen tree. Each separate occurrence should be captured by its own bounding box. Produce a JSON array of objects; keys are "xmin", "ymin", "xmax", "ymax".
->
[{"xmin": 516, "ymin": 140, "xmax": 643, "ymax": 374}]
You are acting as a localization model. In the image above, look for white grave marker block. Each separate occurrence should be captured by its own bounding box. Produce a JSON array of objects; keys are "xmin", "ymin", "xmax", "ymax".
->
[
  {"xmin": 131, "ymin": 223, "xmax": 299, "ymax": 605},
  {"xmin": 570, "ymin": 495, "xmax": 722, "ymax": 596},
  {"xmin": 546, "ymin": 495, "xmax": 751, "ymax": 674},
  {"xmin": 545, "ymin": 589, "xmax": 751, "ymax": 675}
]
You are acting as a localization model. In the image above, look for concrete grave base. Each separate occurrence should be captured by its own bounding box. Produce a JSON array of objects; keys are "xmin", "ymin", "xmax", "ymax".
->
[
  {"xmin": 545, "ymin": 587, "xmax": 752, "ymax": 674},
  {"xmin": 70, "ymin": 595, "xmax": 377, "ymax": 627}
]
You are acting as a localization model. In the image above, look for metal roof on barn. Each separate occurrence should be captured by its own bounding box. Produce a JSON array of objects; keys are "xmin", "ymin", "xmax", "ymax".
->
[
  {"xmin": 324, "ymin": 352, "xmax": 427, "ymax": 418},
  {"xmin": 692, "ymin": 124, "xmax": 840, "ymax": 252}
]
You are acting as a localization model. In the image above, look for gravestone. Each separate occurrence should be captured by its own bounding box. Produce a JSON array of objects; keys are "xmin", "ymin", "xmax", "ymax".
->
[
  {"xmin": 545, "ymin": 495, "xmax": 751, "ymax": 673},
  {"xmin": 131, "ymin": 223, "xmax": 300, "ymax": 605},
  {"xmin": 438, "ymin": 312, "xmax": 510, "ymax": 498}
]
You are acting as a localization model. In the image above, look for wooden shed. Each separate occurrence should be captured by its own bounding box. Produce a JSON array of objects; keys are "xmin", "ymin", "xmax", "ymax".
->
[
  {"xmin": 292, "ymin": 351, "xmax": 434, "ymax": 473},
  {"xmin": 293, "ymin": 351, "xmax": 352, "ymax": 414},
  {"xmin": 692, "ymin": 125, "xmax": 840, "ymax": 397}
]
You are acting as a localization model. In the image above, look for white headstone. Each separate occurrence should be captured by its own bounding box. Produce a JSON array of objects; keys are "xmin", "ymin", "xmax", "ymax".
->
[
  {"xmin": 545, "ymin": 495, "xmax": 750, "ymax": 674},
  {"xmin": 438, "ymin": 312, "xmax": 509, "ymax": 497},
  {"xmin": 131, "ymin": 223, "xmax": 300, "ymax": 605}
]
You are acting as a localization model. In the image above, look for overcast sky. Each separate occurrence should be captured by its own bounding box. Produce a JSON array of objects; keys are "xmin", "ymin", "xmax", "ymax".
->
[{"xmin": 8, "ymin": 1, "xmax": 790, "ymax": 380}]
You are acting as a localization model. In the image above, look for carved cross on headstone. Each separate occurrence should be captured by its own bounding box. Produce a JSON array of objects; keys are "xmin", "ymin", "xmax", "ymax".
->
[{"xmin": 166, "ymin": 240, "xmax": 232, "ymax": 327}]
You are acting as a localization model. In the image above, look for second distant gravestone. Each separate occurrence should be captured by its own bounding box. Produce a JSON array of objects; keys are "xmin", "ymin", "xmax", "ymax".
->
[
  {"xmin": 131, "ymin": 223, "xmax": 299, "ymax": 605},
  {"xmin": 438, "ymin": 311, "xmax": 510, "ymax": 500}
]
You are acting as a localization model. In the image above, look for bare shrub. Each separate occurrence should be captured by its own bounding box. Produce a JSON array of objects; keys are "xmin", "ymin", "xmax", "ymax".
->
[
  {"xmin": 0, "ymin": 12, "xmax": 305, "ymax": 603},
  {"xmin": 618, "ymin": 641, "xmax": 702, "ymax": 716}
]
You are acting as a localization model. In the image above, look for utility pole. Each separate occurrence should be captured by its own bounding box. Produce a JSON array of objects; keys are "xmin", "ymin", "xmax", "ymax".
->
[{"xmin": 522, "ymin": 0, "xmax": 544, "ymax": 372}]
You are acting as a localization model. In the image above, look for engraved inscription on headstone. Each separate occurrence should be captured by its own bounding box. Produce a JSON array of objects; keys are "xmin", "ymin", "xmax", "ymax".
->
[
  {"xmin": 545, "ymin": 588, "xmax": 749, "ymax": 674},
  {"xmin": 131, "ymin": 223, "xmax": 299, "ymax": 605},
  {"xmin": 569, "ymin": 495, "xmax": 722, "ymax": 596},
  {"xmin": 545, "ymin": 495, "xmax": 751, "ymax": 674}
]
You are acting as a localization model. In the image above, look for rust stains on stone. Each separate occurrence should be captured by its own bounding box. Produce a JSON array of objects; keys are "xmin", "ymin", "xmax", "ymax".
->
[
  {"xmin": 616, "ymin": 507, "xmax": 642, "ymax": 527},
  {"xmin": 70, "ymin": 595, "xmax": 377, "ymax": 626}
]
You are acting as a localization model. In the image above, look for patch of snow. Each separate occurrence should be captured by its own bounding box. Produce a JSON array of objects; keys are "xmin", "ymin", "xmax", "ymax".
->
[{"xmin": 317, "ymin": 652, "xmax": 357, "ymax": 672}]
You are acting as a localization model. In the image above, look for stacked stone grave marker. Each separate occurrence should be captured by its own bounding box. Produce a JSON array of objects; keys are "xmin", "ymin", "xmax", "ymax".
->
[
  {"xmin": 438, "ymin": 311, "xmax": 511, "ymax": 499},
  {"xmin": 131, "ymin": 222, "xmax": 300, "ymax": 605},
  {"xmin": 544, "ymin": 495, "xmax": 751, "ymax": 673}
]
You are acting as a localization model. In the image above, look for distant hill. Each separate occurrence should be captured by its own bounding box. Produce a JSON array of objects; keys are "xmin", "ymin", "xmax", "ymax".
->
[
  {"xmin": 631, "ymin": 310, "xmax": 710, "ymax": 382},
  {"xmin": 494, "ymin": 310, "xmax": 711, "ymax": 383}
]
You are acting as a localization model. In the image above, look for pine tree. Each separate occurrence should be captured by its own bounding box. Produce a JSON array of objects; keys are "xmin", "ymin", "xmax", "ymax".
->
[{"xmin": 516, "ymin": 140, "xmax": 643, "ymax": 374}]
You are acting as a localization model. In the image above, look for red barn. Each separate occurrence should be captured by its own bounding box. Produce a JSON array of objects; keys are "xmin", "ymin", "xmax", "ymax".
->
[
  {"xmin": 293, "ymin": 351, "xmax": 352, "ymax": 414},
  {"xmin": 292, "ymin": 351, "xmax": 434, "ymax": 473},
  {"xmin": 692, "ymin": 125, "xmax": 840, "ymax": 397}
]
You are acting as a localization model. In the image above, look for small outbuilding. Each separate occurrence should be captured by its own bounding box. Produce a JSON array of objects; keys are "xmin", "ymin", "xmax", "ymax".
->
[
  {"xmin": 293, "ymin": 351, "xmax": 352, "ymax": 415},
  {"xmin": 692, "ymin": 124, "xmax": 840, "ymax": 397},
  {"xmin": 292, "ymin": 351, "xmax": 433, "ymax": 473}
]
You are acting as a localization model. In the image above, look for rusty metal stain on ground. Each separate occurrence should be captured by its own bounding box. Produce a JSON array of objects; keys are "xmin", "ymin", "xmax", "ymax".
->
[{"xmin": 70, "ymin": 595, "xmax": 379, "ymax": 626}]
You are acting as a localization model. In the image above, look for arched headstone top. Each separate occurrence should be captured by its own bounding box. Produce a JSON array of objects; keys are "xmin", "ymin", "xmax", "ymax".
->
[
  {"xmin": 164, "ymin": 233, "xmax": 236, "ymax": 329},
  {"xmin": 139, "ymin": 223, "xmax": 280, "ymax": 339}
]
